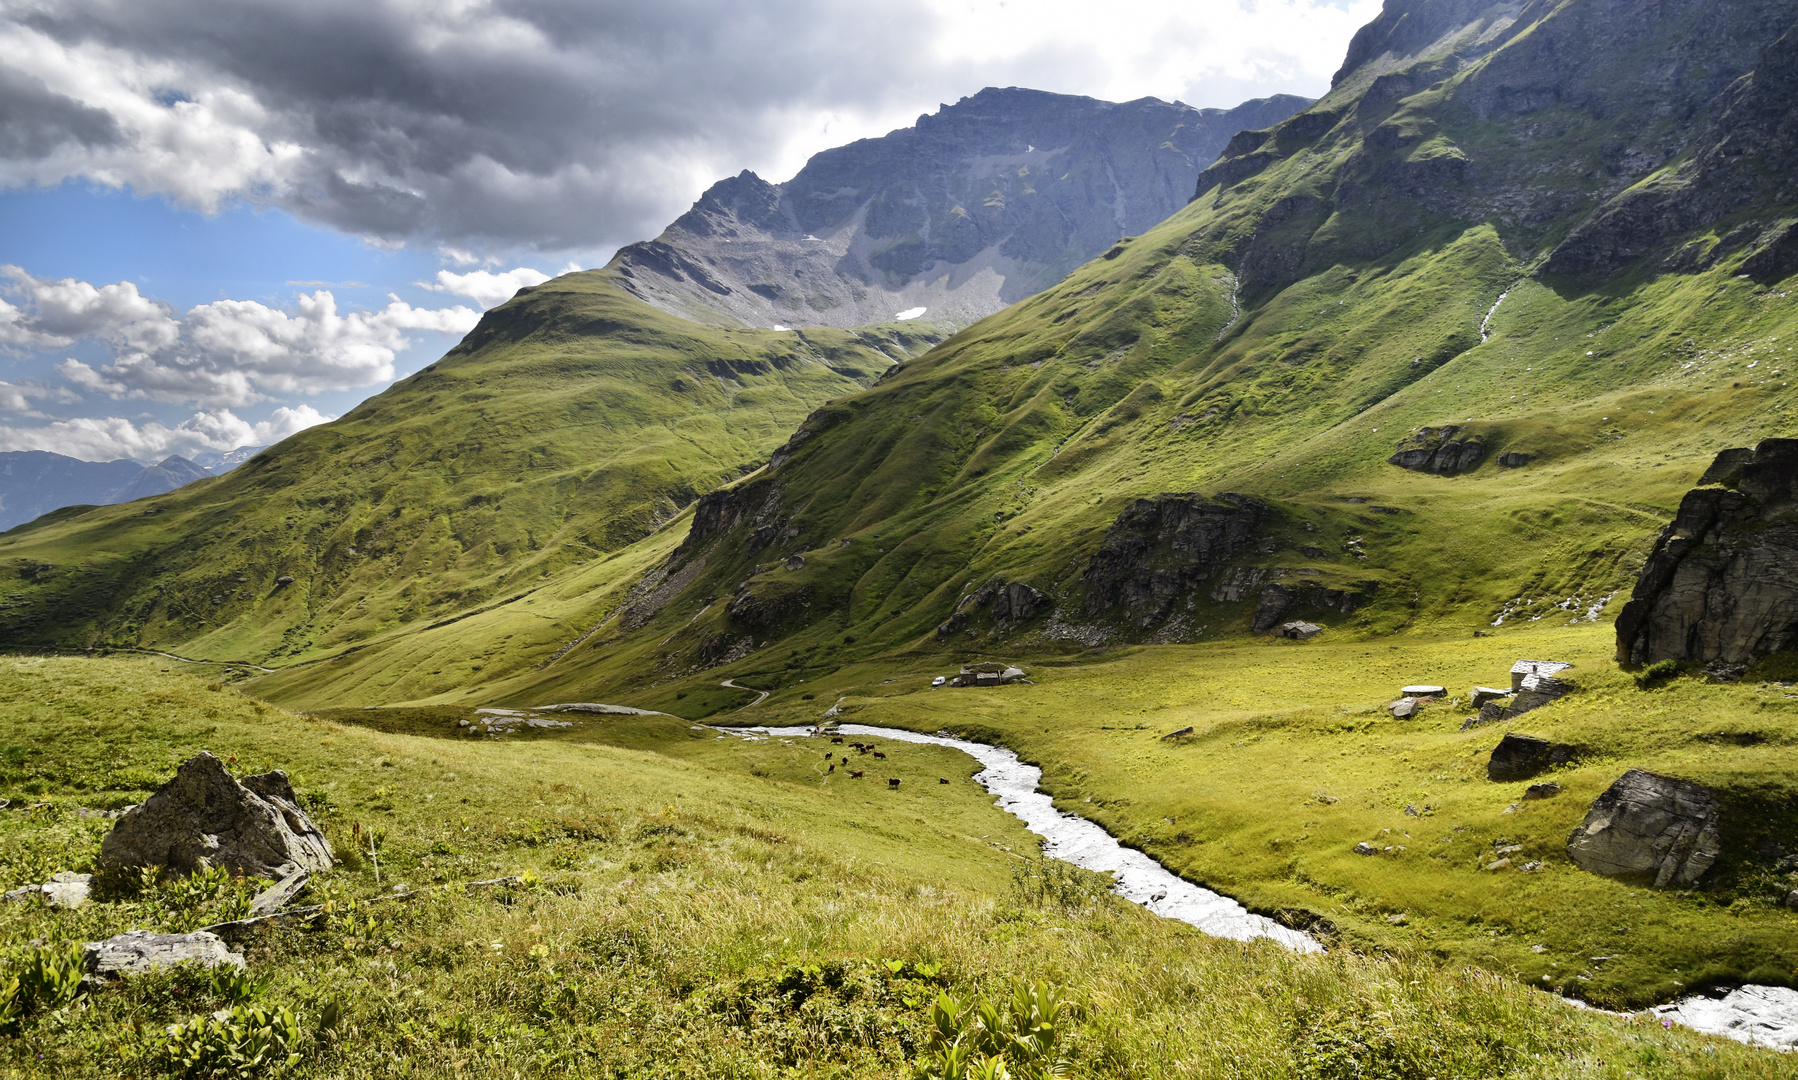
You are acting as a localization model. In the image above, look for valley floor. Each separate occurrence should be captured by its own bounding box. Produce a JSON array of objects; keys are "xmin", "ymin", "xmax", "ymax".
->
[{"xmin": 2, "ymin": 652, "xmax": 1795, "ymax": 1076}]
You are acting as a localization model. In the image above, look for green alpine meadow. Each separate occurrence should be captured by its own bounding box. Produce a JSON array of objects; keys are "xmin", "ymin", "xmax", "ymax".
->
[{"xmin": 5, "ymin": 0, "xmax": 1798, "ymax": 1075}]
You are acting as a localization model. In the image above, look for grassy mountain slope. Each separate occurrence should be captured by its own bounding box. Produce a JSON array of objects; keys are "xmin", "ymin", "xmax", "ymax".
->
[
  {"xmin": 0, "ymin": 274, "xmax": 937, "ymax": 664},
  {"xmin": 203, "ymin": 0, "xmax": 1798, "ymax": 1007},
  {"xmin": 6, "ymin": 657, "xmax": 1787, "ymax": 1077}
]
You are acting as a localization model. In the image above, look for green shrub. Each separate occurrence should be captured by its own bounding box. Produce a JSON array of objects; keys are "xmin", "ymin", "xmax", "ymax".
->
[
  {"xmin": 914, "ymin": 980, "xmax": 1075, "ymax": 1080},
  {"xmin": 0, "ymin": 942, "xmax": 85, "ymax": 1032},
  {"xmin": 148, "ymin": 1003, "xmax": 304, "ymax": 1078},
  {"xmin": 1635, "ymin": 659, "xmax": 1682, "ymax": 690}
]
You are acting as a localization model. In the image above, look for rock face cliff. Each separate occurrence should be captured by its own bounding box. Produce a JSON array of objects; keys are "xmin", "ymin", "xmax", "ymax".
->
[
  {"xmin": 1615, "ymin": 439, "xmax": 1798, "ymax": 667},
  {"xmin": 608, "ymin": 88, "xmax": 1309, "ymax": 330}
]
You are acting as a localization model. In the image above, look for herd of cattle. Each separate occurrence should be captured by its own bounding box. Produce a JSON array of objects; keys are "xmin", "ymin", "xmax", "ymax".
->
[{"xmin": 819, "ymin": 735, "xmax": 950, "ymax": 789}]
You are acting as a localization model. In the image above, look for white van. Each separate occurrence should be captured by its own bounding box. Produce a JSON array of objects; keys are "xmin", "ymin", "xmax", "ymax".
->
[{"xmin": 931, "ymin": 676, "xmax": 946, "ymax": 687}]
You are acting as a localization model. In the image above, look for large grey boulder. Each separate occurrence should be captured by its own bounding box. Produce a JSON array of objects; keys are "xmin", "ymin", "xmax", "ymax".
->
[
  {"xmin": 99, "ymin": 752, "xmax": 333, "ymax": 881},
  {"xmin": 83, "ymin": 930, "xmax": 244, "ymax": 979},
  {"xmin": 1566, "ymin": 769, "xmax": 1722, "ymax": 888},
  {"xmin": 1616, "ymin": 439, "xmax": 1798, "ymax": 667}
]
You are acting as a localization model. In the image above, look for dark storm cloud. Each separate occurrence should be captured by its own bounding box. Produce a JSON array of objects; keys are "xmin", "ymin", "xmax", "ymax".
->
[
  {"xmin": 0, "ymin": 65, "xmax": 120, "ymax": 158},
  {"xmin": 0, "ymin": 0, "xmax": 942, "ymax": 255}
]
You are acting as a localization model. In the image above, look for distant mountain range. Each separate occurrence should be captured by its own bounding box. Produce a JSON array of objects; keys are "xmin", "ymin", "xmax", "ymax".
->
[
  {"xmin": 0, "ymin": 447, "xmax": 261, "ymax": 532},
  {"xmin": 608, "ymin": 87, "xmax": 1310, "ymax": 331}
]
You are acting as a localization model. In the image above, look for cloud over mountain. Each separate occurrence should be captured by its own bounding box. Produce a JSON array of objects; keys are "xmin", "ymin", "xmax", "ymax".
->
[{"xmin": 0, "ymin": 0, "xmax": 1375, "ymax": 260}]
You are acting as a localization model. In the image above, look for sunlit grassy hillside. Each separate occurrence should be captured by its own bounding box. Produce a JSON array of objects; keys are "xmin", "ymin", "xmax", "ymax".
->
[
  {"xmin": 3, "ymin": 656, "xmax": 1792, "ymax": 1078},
  {"xmin": 0, "ymin": 274, "xmax": 938, "ymax": 664}
]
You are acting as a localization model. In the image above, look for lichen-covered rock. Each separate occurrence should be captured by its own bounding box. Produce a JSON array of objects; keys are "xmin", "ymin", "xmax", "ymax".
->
[
  {"xmin": 1615, "ymin": 439, "xmax": 1798, "ymax": 667},
  {"xmin": 83, "ymin": 930, "xmax": 244, "ymax": 980},
  {"xmin": 99, "ymin": 752, "xmax": 333, "ymax": 881},
  {"xmin": 1487, "ymin": 734, "xmax": 1575, "ymax": 781},
  {"xmin": 1566, "ymin": 769, "xmax": 1721, "ymax": 888}
]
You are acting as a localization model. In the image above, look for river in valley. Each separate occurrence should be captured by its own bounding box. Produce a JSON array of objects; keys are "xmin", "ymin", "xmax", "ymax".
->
[{"xmin": 744, "ymin": 722, "xmax": 1320, "ymax": 953}]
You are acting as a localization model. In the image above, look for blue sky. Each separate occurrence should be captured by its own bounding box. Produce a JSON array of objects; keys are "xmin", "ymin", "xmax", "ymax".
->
[{"xmin": 0, "ymin": 0, "xmax": 1377, "ymax": 462}]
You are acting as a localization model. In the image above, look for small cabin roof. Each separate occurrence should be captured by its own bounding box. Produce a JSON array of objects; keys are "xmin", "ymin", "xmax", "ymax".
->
[{"xmin": 1510, "ymin": 659, "xmax": 1572, "ymax": 675}]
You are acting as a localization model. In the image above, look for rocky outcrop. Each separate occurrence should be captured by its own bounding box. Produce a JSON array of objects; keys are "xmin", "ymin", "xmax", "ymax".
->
[
  {"xmin": 1615, "ymin": 439, "xmax": 1798, "ymax": 667},
  {"xmin": 1543, "ymin": 18, "xmax": 1798, "ymax": 279},
  {"xmin": 1082, "ymin": 493, "xmax": 1266, "ymax": 628},
  {"xmin": 609, "ymin": 87, "xmax": 1310, "ymax": 331},
  {"xmin": 727, "ymin": 583, "xmax": 813, "ymax": 632},
  {"xmin": 1566, "ymin": 769, "xmax": 1722, "ymax": 888},
  {"xmin": 83, "ymin": 930, "xmax": 244, "ymax": 979},
  {"xmin": 1388, "ymin": 426, "xmax": 1486, "ymax": 475},
  {"xmin": 99, "ymin": 753, "xmax": 333, "ymax": 881},
  {"xmin": 935, "ymin": 580, "xmax": 1049, "ymax": 640},
  {"xmin": 676, "ymin": 479, "xmax": 785, "ymax": 559},
  {"xmin": 1487, "ymin": 733, "xmax": 1576, "ymax": 781}
]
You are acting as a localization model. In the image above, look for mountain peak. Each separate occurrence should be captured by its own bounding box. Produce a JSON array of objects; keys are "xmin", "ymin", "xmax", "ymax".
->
[{"xmin": 607, "ymin": 88, "xmax": 1311, "ymax": 331}]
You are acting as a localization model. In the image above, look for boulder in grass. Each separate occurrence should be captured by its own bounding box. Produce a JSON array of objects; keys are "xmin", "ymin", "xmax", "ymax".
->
[
  {"xmin": 1566, "ymin": 769, "xmax": 1721, "ymax": 889},
  {"xmin": 83, "ymin": 930, "xmax": 244, "ymax": 980},
  {"xmin": 99, "ymin": 752, "xmax": 333, "ymax": 881},
  {"xmin": 1487, "ymin": 733, "xmax": 1575, "ymax": 781},
  {"xmin": 2, "ymin": 871, "xmax": 92, "ymax": 909}
]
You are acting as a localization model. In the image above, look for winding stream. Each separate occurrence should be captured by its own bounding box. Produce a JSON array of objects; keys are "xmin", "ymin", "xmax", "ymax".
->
[{"xmin": 744, "ymin": 722, "xmax": 1320, "ymax": 953}]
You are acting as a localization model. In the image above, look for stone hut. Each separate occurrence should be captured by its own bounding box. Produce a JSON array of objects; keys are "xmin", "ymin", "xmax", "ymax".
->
[{"xmin": 1510, "ymin": 659, "xmax": 1572, "ymax": 693}]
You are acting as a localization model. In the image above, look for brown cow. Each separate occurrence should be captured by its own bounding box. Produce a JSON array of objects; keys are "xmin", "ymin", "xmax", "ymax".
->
[
  {"xmin": 827, "ymin": 764, "xmax": 835, "ymax": 773},
  {"xmin": 872, "ymin": 751, "xmax": 886, "ymax": 760},
  {"xmin": 849, "ymin": 769, "xmax": 864, "ymax": 778},
  {"xmin": 938, "ymin": 777, "xmax": 950, "ymax": 784},
  {"xmin": 830, "ymin": 736, "xmax": 844, "ymax": 744},
  {"xmin": 887, "ymin": 778, "xmax": 901, "ymax": 789}
]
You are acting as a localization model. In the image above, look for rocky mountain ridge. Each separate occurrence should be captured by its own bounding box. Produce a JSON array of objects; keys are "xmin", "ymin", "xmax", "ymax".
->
[{"xmin": 608, "ymin": 87, "xmax": 1309, "ymax": 331}]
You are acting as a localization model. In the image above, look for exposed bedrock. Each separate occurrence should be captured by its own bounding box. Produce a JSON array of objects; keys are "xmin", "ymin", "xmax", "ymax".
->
[
  {"xmin": 1387, "ymin": 426, "xmax": 1486, "ymax": 475},
  {"xmin": 936, "ymin": 580, "xmax": 1049, "ymax": 640},
  {"xmin": 1615, "ymin": 439, "xmax": 1798, "ymax": 667},
  {"xmin": 1081, "ymin": 493, "xmax": 1266, "ymax": 627},
  {"xmin": 1079, "ymin": 493, "xmax": 1362, "ymax": 636},
  {"xmin": 1566, "ymin": 769, "xmax": 1722, "ymax": 889}
]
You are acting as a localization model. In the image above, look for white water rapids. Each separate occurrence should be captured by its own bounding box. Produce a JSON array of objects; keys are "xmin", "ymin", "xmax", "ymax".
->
[{"xmin": 745, "ymin": 722, "xmax": 1320, "ymax": 953}]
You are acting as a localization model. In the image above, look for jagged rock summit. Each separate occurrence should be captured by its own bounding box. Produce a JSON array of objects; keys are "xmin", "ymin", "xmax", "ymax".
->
[
  {"xmin": 99, "ymin": 752, "xmax": 333, "ymax": 881},
  {"xmin": 1615, "ymin": 438, "xmax": 1798, "ymax": 667},
  {"xmin": 608, "ymin": 87, "xmax": 1309, "ymax": 330}
]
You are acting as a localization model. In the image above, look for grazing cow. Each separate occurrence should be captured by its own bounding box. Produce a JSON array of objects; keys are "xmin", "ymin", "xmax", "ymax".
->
[
  {"xmin": 830, "ymin": 736, "xmax": 844, "ymax": 743},
  {"xmin": 938, "ymin": 777, "xmax": 950, "ymax": 784},
  {"xmin": 849, "ymin": 769, "xmax": 864, "ymax": 778},
  {"xmin": 827, "ymin": 764, "xmax": 835, "ymax": 773},
  {"xmin": 872, "ymin": 751, "xmax": 886, "ymax": 760},
  {"xmin": 841, "ymin": 756, "xmax": 849, "ymax": 764},
  {"xmin": 823, "ymin": 750, "xmax": 834, "ymax": 758},
  {"xmin": 887, "ymin": 778, "xmax": 901, "ymax": 789}
]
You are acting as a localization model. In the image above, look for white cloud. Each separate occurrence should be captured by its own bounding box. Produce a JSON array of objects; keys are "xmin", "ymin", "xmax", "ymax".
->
[
  {"xmin": 0, "ymin": 404, "xmax": 331, "ymax": 462},
  {"xmin": 1, "ymin": 266, "xmax": 480, "ymax": 407},
  {"xmin": 419, "ymin": 266, "xmax": 554, "ymax": 308},
  {"xmin": 0, "ymin": 378, "xmax": 81, "ymax": 417}
]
